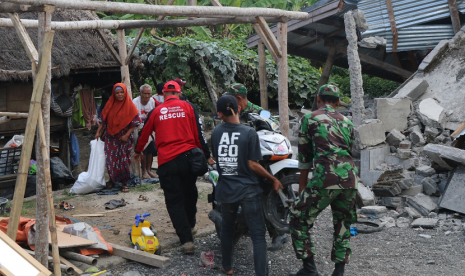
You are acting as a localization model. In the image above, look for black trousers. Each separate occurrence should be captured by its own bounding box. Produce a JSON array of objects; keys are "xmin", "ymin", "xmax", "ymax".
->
[{"xmin": 158, "ymin": 152, "xmax": 198, "ymax": 244}]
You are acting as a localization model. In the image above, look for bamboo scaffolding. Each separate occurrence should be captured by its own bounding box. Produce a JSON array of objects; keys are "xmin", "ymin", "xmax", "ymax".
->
[
  {"xmin": 0, "ymin": 112, "xmax": 28, "ymax": 118},
  {"xmin": 0, "ymin": 16, "xmax": 283, "ymax": 30},
  {"xmin": 2, "ymin": 0, "xmax": 310, "ymax": 20}
]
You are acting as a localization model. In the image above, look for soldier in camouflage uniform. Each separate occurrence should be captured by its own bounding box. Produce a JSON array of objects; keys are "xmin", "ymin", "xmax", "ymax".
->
[
  {"xmin": 226, "ymin": 83, "xmax": 280, "ymax": 125},
  {"xmin": 289, "ymin": 84, "xmax": 358, "ymax": 276},
  {"xmin": 226, "ymin": 83, "xmax": 288, "ymax": 251}
]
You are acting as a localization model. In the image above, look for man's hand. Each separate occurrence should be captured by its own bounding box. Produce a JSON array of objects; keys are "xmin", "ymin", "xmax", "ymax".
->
[
  {"xmin": 134, "ymin": 152, "xmax": 143, "ymax": 163},
  {"xmin": 207, "ymin": 157, "xmax": 215, "ymax": 166},
  {"xmin": 272, "ymin": 178, "xmax": 284, "ymax": 194}
]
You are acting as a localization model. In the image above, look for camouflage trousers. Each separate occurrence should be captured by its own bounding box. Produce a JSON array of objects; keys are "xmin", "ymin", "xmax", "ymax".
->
[{"xmin": 289, "ymin": 188, "xmax": 357, "ymax": 264}]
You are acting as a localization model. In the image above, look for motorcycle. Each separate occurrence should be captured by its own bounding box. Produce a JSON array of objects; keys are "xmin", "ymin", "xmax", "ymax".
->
[{"xmin": 208, "ymin": 110, "xmax": 300, "ymax": 244}]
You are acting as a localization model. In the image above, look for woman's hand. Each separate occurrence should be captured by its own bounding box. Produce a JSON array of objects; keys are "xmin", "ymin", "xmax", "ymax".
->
[
  {"xmin": 120, "ymin": 134, "xmax": 129, "ymax": 142},
  {"xmin": 94, "ymin": 133, "xmax": 100, "ymax": 140}
]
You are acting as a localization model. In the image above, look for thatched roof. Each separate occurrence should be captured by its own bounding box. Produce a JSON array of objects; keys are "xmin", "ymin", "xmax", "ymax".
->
[{"xmin": 0, "ymin": 9, "xmax": 120, "ymax": 82}]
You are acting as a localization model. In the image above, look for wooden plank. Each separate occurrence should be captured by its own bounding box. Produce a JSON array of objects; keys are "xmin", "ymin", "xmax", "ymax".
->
[
  {"xmin": 252, "ymin": 23, "xmax": 278, "ymax": 63},
  {"xmin": 311, "ymin": 46, "xmax": 337, "ymax": 111},
  {"xmin": 451, "ymin": 122, "xmax": 465, "ymax": 138},
  {"xmin": 110, "ymin": 242, "xmax": 170, "ymax": 268},
  {"xmin": 72, "ymin": 213, "xmax": 106, "ymax": 217},
  {"xmin": 255, "ymin": 16, "xmax": 282, "ymax": 58},
  {"xmin": 125, "ymin": 28, "xmax": 145, "ymax": 65},
  {"xmin": 6, "ymin": 31, "xmax": 55, "ymax": 241},
  {"xmin": 0, "ymin": 230, "xmax": 52, "ymax": 276},
  {"xmin": 277, "ymin": 20, "xmax": 289, "ymax": 139},
  {"xmin": 258, "ymin": 40, "xmax": 268, "ymax": 110},
  {"xmin": 7, "ymin": 13, "xmax": 39, "ymax": 63},
  {"xmin": 49, "ymin": 231, "xmax": 97, "ymax": 248},
  {"xmin": 96, "ymin": 30, "xmax": 122, "ymax": 66},
  {"xmin": 59, "ymin": 256, "xmax": 83, "ymax": 274},
  {"xmin": 449, "ymin": 0, "xmax": 461, "ymax": 34},
  {"xmin": 385, "ymin": 0, "xmax": 398, "ymax": 52},
  {"xmin": 334, "ymin": 45, "xmax": 412, "ymax": 79}
]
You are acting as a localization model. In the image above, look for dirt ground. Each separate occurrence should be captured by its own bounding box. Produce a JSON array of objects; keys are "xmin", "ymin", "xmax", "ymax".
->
[{"xmin": 20, "ymin": 178, "xmax": 215, "ymax": 250}]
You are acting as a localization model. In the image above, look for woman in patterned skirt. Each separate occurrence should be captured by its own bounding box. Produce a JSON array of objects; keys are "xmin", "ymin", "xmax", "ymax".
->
[{"xmin": 95, "ymin": 83, "xmax": 140, "ymax": 192}]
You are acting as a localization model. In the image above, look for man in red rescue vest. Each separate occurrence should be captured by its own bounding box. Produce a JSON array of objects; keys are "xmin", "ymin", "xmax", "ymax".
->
[{"xmin": 134, "ymin": 81, "xmax": 214, "ymax": 254}]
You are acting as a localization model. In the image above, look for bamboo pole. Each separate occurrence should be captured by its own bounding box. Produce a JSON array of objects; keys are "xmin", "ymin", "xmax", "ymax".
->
[
  {"xmin": 258, "ymin": 40, "xmax": 268, "ymax": 110},
  {"xmin": 252, "ymin": 23, "xmax": 278, "ymax": 63},
  {"xmin": 0, "ymin": 17, "xmax": 282, "ymax": 30},
  {"xmin": 277, "ymin": 20, "xmax": 289, "ymax": 139},
  {"xmin": 125, "ymin": 28, "xmax": 145, "ymax": 65},
  {"xmin": 6, "ymin": 30, "xmax": 55, "ymax": 242},
  {"xmin": 255, "ymin": 16, "xmax": 282, "ymax": 58},
  {"xmin": 0, "ymin": 112, "xmax": 28, "ymax": 118},
  {"xmin": 0, "ymin": 66, "xmax": 60, "ymax": 75},
  {"xmin": 3, "ymin": 0, "xmax": 310, "ymax": 20},
  {"xmin": 35, "ymin": 8, "xmax": 54, "ymax": 268},
  {"xmin": 199, "ymin": 62, "xmax": 218, "ymax": 113},
  {"xmin": 117, "ymin": 29, "xmax": 131, "ymax": 97},
  {"xmin": 37, "ymin": 110, "xmax": 61, "ymax": 276}
]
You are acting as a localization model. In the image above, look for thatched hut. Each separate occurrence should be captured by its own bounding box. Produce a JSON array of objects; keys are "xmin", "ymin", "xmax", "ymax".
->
[{"xmin": 0, "ymin": 10, "xmax": 122, "ymax": 195}]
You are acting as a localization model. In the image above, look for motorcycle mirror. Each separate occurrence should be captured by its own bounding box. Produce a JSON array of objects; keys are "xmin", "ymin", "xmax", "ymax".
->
[{"xmin": 260, "ymin": 110, "xmax": 271, "ymax": 119}]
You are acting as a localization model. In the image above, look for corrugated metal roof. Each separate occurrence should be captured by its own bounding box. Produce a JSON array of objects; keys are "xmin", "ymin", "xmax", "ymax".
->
[{"xmin": 358, "ymin": 0, "xmax": 464, "ymax": 52}]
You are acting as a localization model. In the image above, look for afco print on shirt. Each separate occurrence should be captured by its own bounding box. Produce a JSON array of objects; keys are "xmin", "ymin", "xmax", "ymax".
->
[{"xmin": 217, "ymin": 132, "xmax": 240, "ymax": 175}]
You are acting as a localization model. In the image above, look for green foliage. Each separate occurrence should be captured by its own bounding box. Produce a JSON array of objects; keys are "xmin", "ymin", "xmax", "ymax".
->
[{"xmin": 330, "ymin": 67, "xmax": 400, "ymax": 98}]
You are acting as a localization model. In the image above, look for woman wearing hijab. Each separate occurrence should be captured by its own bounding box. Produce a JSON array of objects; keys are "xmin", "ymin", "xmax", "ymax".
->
[{"xmin": 95, "ymin": 83, "xmax": 141, "ymax": 192}]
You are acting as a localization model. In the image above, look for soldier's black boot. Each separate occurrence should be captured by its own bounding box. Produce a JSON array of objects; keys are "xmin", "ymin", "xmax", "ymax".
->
[
  {"xmin": 288, "ymin": 256, "xmax": 318, "ymax": 276},
  {"xmin": 331, "ymin": 262, "xmax": 345, "ymax": 276},
  {"xmin": 268, "ymin": 234, "xmax": 289, "ymax": 251}
]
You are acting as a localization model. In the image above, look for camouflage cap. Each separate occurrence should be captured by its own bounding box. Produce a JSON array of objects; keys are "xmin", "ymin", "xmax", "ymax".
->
[
  {"xmin": 226, "ymin": 83, "xmax": 247, "ymax": 95},
  {"xmin": 318, "ymin": 84, "xmax": 340, "ymax": 98}
]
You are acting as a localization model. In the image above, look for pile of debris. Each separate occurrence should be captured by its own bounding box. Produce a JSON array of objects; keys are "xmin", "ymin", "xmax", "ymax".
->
[{"xmin": 354, "ymin": 27, "xmax": 465, "ymax": 230}]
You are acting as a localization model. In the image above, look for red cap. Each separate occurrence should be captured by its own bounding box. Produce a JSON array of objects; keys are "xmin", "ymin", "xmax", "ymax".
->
[
  {"xmin": 174, "ymin": 78, "xmax": 186, "ymax": 85},
  {"xmin": 163, "ymin": 81, "xmax": 181, "ymax": 93}
]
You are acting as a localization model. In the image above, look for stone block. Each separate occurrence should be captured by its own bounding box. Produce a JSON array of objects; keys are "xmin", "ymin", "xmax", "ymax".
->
[
  {"xmin": 386, "ymin": 129, "xmax": 405, "ymax": 147},
  {"xmin": 439, "ymin": 167, "xmax": 465, "ymax": 214},
  {"xmin": 410, "ymin": 131, "xmax": 425, "ymax": 146},
  {"xmin": 380, "ymin": 216, "xmax": 396, "ymax": 228},
  {"xmin": 361, "ymin": 206, "xmax": 387, "ymax": 216},
  {"xmin": 416, "ymin": 165, "xmax": 436, "ymax": 177},
  {"xmin": 417, "ymin": 98, "xmax": 446, "ymax": 129},
  {"xmin": 398, "ymin": 174, "xmax": 414, "ymax": 189},
  {"xmin": 396, "ymin": 217, "xmax": 412, "ymax": 228},
  {"xmin": 356, "ymin": 182, "xmax": 376, "ymax": 206},
  {"xmin": 397, "ymin": 149, "xmax": 411, "ymax": 160},
  {"xmin": 360, "ymin": 145, "xmax": 390, "ymax": 186},
  {"xmin": 404, "ymin": 206, "xmax": 422, "ymax": 219},
  {"xmin": 379, "ymin": 197, "xmax": 405, "ymax": 208},
  {"xmin": 356, "ymin": 121, "xmax": 386, "ymax": 149},
  {"xmin": 400, "ymin": 184, "xmax": 423, "ymax": 196},
  {"xmin": 406, "ymin": 193, "xmax": 437, "ymax": 216},
  {"xmin": 385, "ymin": 155, "xmax": 403, "ymax": 166},
  {"xmin": 375, "ymin": 98, "xmax": 411, "ymax": 132},
  {"xmin": 424, "ymin": 126, "xmax": 440, "ymax": 143},
  {"xmin": 394, "ymin": 79, "xmax": 429, "ymax": 101},
  {"xmin": 399, "ymin": 140, "xmax": 412, "ymax": 149},
  {"xmin": 411, "ymin": 218, "xmax": 438, "ymax": 229},
  {"xmin": 445, "ymin": 122, "xmax": 461, "ymax": 131},
  {"xmin": 403, "ymin": 158, "xmax": 420, "ymax": 171},
  {"xmin": 423, "ymin": 144, "xmax": 465, "ymax": 170},
  {"xmin": 372, "ymin": 182, "xmax": 402, "ymax": 197},
  {"xmin": 421, "ymin": 177, "xmax": 438, "ymax": 195}
]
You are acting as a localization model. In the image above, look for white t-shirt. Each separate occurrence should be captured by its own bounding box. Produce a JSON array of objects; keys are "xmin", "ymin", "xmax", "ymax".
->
[
  {"xmin": 133, "ymin": 96, "xmax": 155, "ymax": 121},
  {"xmin": 153, "ymin": 94, "xmax": 164, "ymax": 104}
]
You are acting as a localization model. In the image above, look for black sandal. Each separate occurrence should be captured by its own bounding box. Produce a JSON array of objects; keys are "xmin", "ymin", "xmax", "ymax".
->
[
  {"xmin": 106, "ymin": 180, "xmax": 114, "ymax": 189},
  {"xmin": 121, "ymin": 186, "xmax": 129, "ymax": 193}
]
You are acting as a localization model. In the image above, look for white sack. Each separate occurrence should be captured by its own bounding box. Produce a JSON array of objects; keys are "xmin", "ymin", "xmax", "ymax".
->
[{"xmin": 70, "ymin": 139, "xmax": 106, "ymax": 194}]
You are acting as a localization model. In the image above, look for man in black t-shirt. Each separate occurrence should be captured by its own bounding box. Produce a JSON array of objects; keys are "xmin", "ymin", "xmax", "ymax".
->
[{"xmin": 211, "ymin": 95, "xmax": 283, "ymax": 276}]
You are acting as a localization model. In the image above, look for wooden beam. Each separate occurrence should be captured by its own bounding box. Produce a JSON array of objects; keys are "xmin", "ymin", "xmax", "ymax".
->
[
  {"xmin": 186, "ymin": 0, "xmax": 197, "ymax": 20},
  {"xmin": 125, "ymin": 28, "xmax": 145, "ymax": 65},
  {"xmin": 209, "ymin": 0, "xmax": 222, "ymax": 6},
  {"xmin": 296, "ymin": 28, "xmax": 344, "ymax": 50},
  {"xmin": 333, "ymin": 45, "xmax": 412, "ymax": 79},
  {"xmin": 0, "ymin": 112, "xmax": 28, "ymax": 118},
  {"xmin": 385, "ymin": 0, "xmax": 398, "ymax": 52},
  {"xmin": 408, "ymin": 51, "xmax": 418, "ymax": 71},
  {"xmin": 258, "ymin": 40, "xmax": 268, "ymax": 110},
  {"xmin": 96, "ymin": 30, "xmax": 122, "ymax": 66},
  {"xmin": 4, "ymin": 0, "xmax": 310, "ymax": 20},
  {"xmin": 0, "ymin": 65, "xmax": 60, "ymax": 75},
  {"xmin": 109, "ymin": 243, "xmax": 170, "ymax": 268},
  {"xmin": 7, "ymin": 13, "xmax": 39, "ymax": 63},
  {"xmin": 311, "ymin": 46, "xmax": 337, "ymax": 111},
  {"xmin": 252, "ymin": 24, "xmax": 278, "ymax": 63},
  {"xmin": 448, "ymin": 0, "xmax": 461, "ymax": 34},
  {"xmin": 199, "ymin": 62, "xmax": 218, "ymax": 113},
  {"xmin": 157, "ymin": 0, "xmax": 176, "ymax": 21},
  {"xmin": 378, "ymin": 45, "xmax": 386, "ymax": 61},
  {"xmin": 277, "ymin": 20, "xmax": 289, "ymax": 139},
  {"xmin": 0, "ymin": 17, "xmax": 283, "ymax": 30},
  {"xmin": 6, "ymin": 30, "xmax": 54, "ymax": 242},
  {"xmin": 0, "ymin": 3, "xmax": 50, "ymax": 12},
  {"xmin": 255, "ymin": 16, "xmax": 282, "ymax": 58},
  {"xmin": 117, "ymin": 29, "xmax": 131, "ymax": 97}
]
